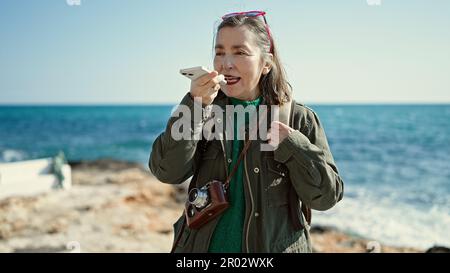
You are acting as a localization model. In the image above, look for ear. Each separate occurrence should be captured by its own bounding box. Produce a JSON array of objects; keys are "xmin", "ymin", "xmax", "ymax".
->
[{"xmin": 262, "ymin": 53, "xmax": 274, "ymax": 75}]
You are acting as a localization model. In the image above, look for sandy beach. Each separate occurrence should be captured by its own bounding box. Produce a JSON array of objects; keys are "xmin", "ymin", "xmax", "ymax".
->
[{"xmin": 0, "ymin": 159, "xmax": 443, "ymax": 253}]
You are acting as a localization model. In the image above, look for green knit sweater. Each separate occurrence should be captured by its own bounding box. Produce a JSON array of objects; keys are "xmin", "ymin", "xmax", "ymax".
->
[{"xmin": 208, "ymin": 95, "xmax": 262, "ymax": 253}]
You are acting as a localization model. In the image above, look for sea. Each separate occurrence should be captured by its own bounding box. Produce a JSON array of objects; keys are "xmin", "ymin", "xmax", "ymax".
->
[{"xmin": 1, "ymin": 104, "xmax": 449, "ymax": 249}]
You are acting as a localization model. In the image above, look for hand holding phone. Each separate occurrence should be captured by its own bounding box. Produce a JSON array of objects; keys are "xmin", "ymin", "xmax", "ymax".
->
[
  {"xmin": 180, "ymin": 66, "xmax": 226, "ymax": 85},
  {"xmin": 180, "ymin": 66, "xmax": 227, "ymax": 105}
]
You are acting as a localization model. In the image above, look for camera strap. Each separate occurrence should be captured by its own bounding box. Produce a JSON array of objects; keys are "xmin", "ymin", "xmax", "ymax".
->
[{"xmin": 223, "ymin": 138, "xmax": 251, "ymax": 190}]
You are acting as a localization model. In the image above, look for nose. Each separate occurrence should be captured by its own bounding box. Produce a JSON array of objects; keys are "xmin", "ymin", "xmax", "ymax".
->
[{"xmin": 223, "ymin": 55, "xmax": 234, "ymax": 70}]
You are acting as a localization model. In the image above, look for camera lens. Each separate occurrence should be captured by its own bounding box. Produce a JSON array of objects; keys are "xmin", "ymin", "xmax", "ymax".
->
[
  {"xmin": 188, "ymin": 189, "xmax": 198, "ymax": 203},
  {"xmin": 188, "ymin": 187, "xmax": 209, "ymax": 209}
]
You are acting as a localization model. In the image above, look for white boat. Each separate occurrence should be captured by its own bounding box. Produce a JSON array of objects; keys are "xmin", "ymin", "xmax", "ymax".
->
[{"xmin": 0, "ymin": 155, "xmax": 71, "ymax": 199}]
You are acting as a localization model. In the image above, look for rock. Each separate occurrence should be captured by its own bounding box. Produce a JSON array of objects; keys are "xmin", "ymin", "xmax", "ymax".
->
[
  {"xmin": 0, "ymin": 224, "xmax": 12, "ymax": 239},
  {"xmin": 13, "ymin": 246, "xmax": 67, "ymax": 253},
  {"xmin": 75, "ymin": 205, "xmax": 92, "ymax": 212},
  {"xmin": 310, "ymin": 225, "xmax": 422, "ymax": 253},
  {"xmin": 366, "ymin": 241, "xmax": 381, "ymax": 253},
  {"xmin": 0, "ymin": 159, "xmax": 429, "ymax": 253},
  {"xmin": 310, "ymin": 225, "xmax": 334, "ymax": 234},
  {"xmin": 425, "ymin": 246, "xmax": 450, "ymax": 253},
  {"xmin": 69, "ymin": 159, "xmax": 144, "ymax": 172}
]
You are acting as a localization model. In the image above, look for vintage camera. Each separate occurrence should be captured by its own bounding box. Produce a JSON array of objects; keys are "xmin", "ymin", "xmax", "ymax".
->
[{"xmin": 185, "ymin": 180, "xmax": 229, "ymax": 229}]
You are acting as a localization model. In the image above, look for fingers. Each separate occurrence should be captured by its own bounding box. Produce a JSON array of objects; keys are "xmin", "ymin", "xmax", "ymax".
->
[
  {"xmin": 211, "ymin": 74, "xmax": 224, "ymax": 85},
  {"xmin": 267, "ymin": 131, "xmax": 278, "ymax": 148},
  {"xmin": 267, "ymin": 127, "xmax": 272, "ymax": 139},
  {"xmin": 198, "ymin": 71, "xmax": 218, "ymax": 86},
  {"xmin": 267, "ymin": 121, "xmax": 282, "ymax": 148},
  {"xmin": 189, "ymin": 71, "xmax": 223, "ymax": 105},
  {"xmin": 205, "ymin": 74, "xmax": 222, "ymax": 95},
  {"xmin": 266, "ymin": 122, "xmax": 278, "ymax": 140},
  {"xmin": 270, "ymin": 121, "xmax": 282, "ymax": 129},
  {"xmin": 267, "ymin": 121, "xmax": 295, "ymax": 148},
  {"xmin": 204, "ymin": 75, "xmax": 224, "ymax": 91},
  {"xmin": 198, "ymin": 72, "xmax": 224, "ymax": 90},
  {"xmin": 206, "ymin": 79, "xmax": 219, "ymax": 90},
  {"xmin": 206, "ymin": 83, "xmax": 221, "ymax": 96}
]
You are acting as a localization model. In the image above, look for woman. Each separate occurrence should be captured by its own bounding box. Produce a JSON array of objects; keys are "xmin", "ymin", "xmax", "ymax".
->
[{"xmin": 150, "ymin": 11, "xmax": 344, "ymax": 253}]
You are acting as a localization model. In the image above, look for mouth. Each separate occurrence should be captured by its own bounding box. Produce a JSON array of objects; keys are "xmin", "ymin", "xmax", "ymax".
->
[{"xmin": 224, "ymin": 75, "xmax": 241, "ymax": 85}]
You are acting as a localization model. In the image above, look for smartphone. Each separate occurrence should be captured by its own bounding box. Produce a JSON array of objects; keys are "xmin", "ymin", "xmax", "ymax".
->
[{"xmin": 180, "ymin": 66, "xmax": 226, "ymax": 85}]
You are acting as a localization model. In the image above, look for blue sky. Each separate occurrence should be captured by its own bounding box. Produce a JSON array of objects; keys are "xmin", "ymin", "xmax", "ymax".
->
[{"xmin": 0, "ymin": 0, "xmax": 449, "ymax": 104}]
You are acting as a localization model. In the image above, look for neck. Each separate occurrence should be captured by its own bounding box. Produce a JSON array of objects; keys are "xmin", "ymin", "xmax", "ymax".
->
[{"xmin": 234, "ymin": 89, "xmax": 261, "ymax": 101}]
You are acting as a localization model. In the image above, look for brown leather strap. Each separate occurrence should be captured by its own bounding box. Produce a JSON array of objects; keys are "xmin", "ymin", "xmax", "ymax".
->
[
  {"xmin": 223, "ymin": 138, "xmax": 251, "ymax": 189},
  {"xmin": 302, "ymin": 203, "xmax": 312, "ymax": 225}
]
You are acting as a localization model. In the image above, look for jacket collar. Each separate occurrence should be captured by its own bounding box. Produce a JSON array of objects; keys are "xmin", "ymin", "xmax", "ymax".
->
[{"xmin": 213, "ymin": 90, "xmax": 270, "ymax": 108}]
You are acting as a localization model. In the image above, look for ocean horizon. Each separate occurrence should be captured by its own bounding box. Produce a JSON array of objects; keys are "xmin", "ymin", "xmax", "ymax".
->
[
  {"xmin": 1, "ymin": 103, "xmax": 449, "ymax": 249},
  {"xmin": 1, "ymin": 102, "xmax": 450, "ymax": 106}
]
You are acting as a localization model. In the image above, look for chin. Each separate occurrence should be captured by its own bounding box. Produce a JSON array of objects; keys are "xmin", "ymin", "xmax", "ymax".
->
[
  {"xmin": 223, "ymin": 87, "xmax": 241, "ymax": 98},
  {"xmin": 222, "ymin": 88, "xmax": 232, "ymax": 97}
]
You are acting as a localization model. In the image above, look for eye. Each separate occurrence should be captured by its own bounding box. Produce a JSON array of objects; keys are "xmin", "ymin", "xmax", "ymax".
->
[
  {"xmin": 237, "ymin": 51, "xmax": 247, "ymax": 55},
  {"xmin": 215, "ymin": 52, "xmax": 224, "ymax": 56}
]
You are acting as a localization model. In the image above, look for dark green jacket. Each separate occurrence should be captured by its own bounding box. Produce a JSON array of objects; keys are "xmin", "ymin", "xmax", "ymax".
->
[{"xmin": 149, "ymin": 91, "xmax": 344, "ymax": 253}]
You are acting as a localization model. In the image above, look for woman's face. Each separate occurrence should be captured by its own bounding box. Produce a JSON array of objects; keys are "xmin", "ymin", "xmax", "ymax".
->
[{"xmin": 214, "ymin": 26, "xmax": 271, "ymax": 101}]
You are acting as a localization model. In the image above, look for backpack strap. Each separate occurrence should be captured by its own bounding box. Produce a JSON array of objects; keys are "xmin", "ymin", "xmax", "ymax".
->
[
  {"xmin": 283, "ymin": 99, "xmax": 312, "ymax": 230},
  {"xmin": 278, "ymin": 100, "xmax": 293, "ymax": 126}
]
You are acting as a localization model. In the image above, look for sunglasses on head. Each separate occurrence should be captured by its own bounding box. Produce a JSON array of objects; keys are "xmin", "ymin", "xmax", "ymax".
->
[{"xmin": 221, "ymin": 10, "xmax": 273, "ymax": 53}]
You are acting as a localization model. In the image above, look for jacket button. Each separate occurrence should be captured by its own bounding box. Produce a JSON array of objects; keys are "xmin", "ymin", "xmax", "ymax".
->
[
  {"xmin": 227, "ymin": 158, "xmax": 232, "ymax": 163},
  {"xmin": 254, "ymin": 212, "xmax": 259, "ymax": 217},
  {"xmin": 216, "ymin": 118, "xmax": 222, "ymax": 123},
  {"xmin": 254, "ymin": 167, "xmax": 259, "ymax": 173}
]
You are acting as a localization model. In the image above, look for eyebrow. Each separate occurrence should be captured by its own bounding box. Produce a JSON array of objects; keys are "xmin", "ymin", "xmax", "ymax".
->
[{"xmin": 215, "ymin": 44, "xmax": 250, "ymax": 51}]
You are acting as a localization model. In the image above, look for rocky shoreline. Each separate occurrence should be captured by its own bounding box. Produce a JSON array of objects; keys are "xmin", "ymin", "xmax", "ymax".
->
[{"xmin": 0, "ymin": 159, "xmax": 446, "ymax": 253}]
